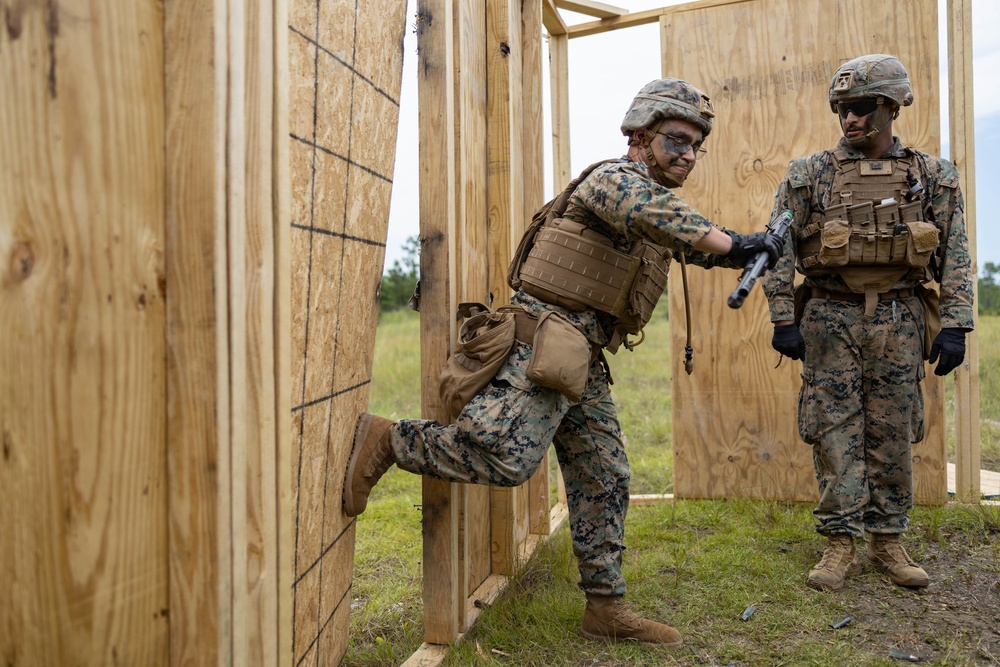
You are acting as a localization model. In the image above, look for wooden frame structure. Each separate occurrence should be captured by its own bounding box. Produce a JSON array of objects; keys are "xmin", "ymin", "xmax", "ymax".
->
[
  {"xmin": 408, "ymin": 0, "xmax": 980, "ymax": 661},
  {"xmin": 1, "ymin": 0, "xmax": 979, "ymax": 665}
]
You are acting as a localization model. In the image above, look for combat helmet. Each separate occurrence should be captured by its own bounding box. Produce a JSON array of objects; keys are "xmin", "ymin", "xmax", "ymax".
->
[
  {"xmin": 621, "ymin": 78, "xmax": 715, "ymax": 137},
  {"xmin": 829, "ymin": 54, "xmax": 913, "ymax": 112}
]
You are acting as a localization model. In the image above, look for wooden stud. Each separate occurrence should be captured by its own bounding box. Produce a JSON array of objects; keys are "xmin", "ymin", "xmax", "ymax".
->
[
  {"xmin": 416, "ymin": 0, "xmax": 463, "ymax": 644},
  {"xmin": 548, "ymin": 32, "xmax": 571, "ymax": 190},
  {"xmin": 542, "ymin": 0, "xmax": 568, "ymax": 36},
  {"xmin": 487, "ymin": 0, "xmax": 527, "ymax": 576},
  {"xmin": 948, "ymin": 0, "xmax": 981, "ymax": 502},
  {"xmin": 555, "ymin": 0, "xmax": 627, "ymax": 19},
  {"xmin": 453, "ymin": 0, "xmax": 490, "ymax": 626}
]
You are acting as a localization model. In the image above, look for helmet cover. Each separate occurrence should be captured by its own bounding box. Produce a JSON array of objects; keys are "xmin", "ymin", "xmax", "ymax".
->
[
  {"xmin": 829, "ymin": 54, "xmax": 914, "ymax": 112},
  {"xmin": 621, "ymin": 78, "xmax": 715, "ymax": 137}
]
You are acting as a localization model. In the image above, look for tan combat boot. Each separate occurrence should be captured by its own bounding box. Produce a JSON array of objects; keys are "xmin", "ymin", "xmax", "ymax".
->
[
  {"xmin": 343, "ymin": 412, "xmax": 397, "ymax": 517},
  {"xmin": 580, "ymin": 594, "xmax": 682, "ymax": 646},
  {"xmin": 866, "ymin": 534, "xmax": 929, "ymax": 588},
  {"xmin": 807, "ymin": 534, "xmax": 862, "ymax": 591}
]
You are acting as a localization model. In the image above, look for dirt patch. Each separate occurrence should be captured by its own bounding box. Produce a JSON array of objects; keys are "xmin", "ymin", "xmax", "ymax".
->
[{"xmin": 836, "ymin": 533, "xmax": 1000, "ymax": 665}]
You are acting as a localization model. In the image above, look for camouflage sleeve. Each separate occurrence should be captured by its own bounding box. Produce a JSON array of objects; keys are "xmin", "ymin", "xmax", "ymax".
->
[
  {"xmin": 572, "ymin": 161, "xmax": 715, "ymax": 254},
  {"xmin": 762, "ymin": 157, "xmax": 814, "ymax": 322},
  {"xmin": 922, "ymin": 155, "xmax": 975, "ymax": 330}
]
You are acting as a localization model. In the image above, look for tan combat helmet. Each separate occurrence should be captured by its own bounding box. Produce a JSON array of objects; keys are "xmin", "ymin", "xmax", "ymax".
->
[
  {"xmin": 829, "ymin": 53, "xmax": 914, "ymax": 112},
  {"xmin": 621, "ymin": 77, "xmax": 715, "ymax": 138}
]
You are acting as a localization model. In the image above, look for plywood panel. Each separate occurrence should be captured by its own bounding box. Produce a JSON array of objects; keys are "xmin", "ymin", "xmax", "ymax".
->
[
  {"xmin": 0, "ymin": 1, "xmax": 169, "ymax": 664},
  {"xmin": 665, "ymin": 0, "xmax": 945, "ymax": 503},
  {"xmin": 288, "ymin": 0, "xmax": 408, "ymax": 661}
]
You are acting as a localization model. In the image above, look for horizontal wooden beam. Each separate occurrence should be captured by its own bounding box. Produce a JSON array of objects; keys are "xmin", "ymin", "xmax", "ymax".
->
[
  {"xmin": 555, "ymin": 0, "xmax": 627, "ymax": 19},
  {"xmin": 565, "ymin": 7, "xmax": 662, "ymax": 37},
  {"xmin": 565, "ymin": 0, "xmax": 754, "ymax": 38},
  {"xmin": 543, "ymin": 0, "xmax": 568, "ymax": 36}
]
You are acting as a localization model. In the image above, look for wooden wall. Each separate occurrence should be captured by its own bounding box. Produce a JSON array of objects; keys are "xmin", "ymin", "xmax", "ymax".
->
[
  {"xmin": 664, "ymin": 0, "xmax": 947, "ymax": 503},
  {"xmin": 1, "ymin": 2, "xmax": 170, "ymax": 663},
  {"xmin": 2, "ymin": 1, "xmax": 291, "ymax": 665},
  {"xmin": 287, "ymin": 0, "xmax": 408, "ymax": 664}
]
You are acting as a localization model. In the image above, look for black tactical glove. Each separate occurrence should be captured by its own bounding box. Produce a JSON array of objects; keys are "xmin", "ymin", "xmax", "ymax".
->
[
  {"xmin": 772, "ymin": 323, "xmax": 805, "ymax": 360},
  {"xmin": 725, "ymin": 230, "xmax": 785, "ymax": 269},
  {"xmin": 928, "ymin": 328, "xmax": 967, "ymax": 376}
]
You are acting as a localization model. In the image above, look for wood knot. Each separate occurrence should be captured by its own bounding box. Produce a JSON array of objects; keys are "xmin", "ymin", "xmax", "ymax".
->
[
  {"xmin": 499, "ymin": 41, "xmax": 510, "ymax": 56},
  {"xmin": 9, "ymin": 242, "xmax": 35, "ymax": 282}
]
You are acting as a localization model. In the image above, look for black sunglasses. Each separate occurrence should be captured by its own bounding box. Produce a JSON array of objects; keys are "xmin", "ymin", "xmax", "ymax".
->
[{"xmin": 835, "ymin": 98, "xmax": 880, "ymax": 118}]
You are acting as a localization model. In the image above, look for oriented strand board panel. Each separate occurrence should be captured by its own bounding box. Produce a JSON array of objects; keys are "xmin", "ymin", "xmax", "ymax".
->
[
  {"xmin": 288, "ymin": 0, "xmax": 408, "ymax": 663},
  {"xmin": 0, "ymin": 1, "xmax": 170, "ymax": 664},
  {"xmin": 666, "ymin": 0, "xmax": 946, "ymax": 503}
]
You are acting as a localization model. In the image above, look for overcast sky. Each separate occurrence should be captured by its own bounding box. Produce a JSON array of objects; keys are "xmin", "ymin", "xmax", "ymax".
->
[{"xmin": 384, "ymin": 0, "xmax": 999, "ymax": 272}]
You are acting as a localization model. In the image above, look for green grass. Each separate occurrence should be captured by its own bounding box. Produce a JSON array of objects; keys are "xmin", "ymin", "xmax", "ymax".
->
[{"xmin": 346, "ymin": 309, "xmax": 1000, "ymax": 667}]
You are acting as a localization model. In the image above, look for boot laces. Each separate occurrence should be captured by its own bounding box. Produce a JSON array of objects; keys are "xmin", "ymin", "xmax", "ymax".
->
[
  {"xmin": 610, "ymin": 599, "xmax": 644, "ymax": 630},
  {"xmin": 365, "ymin": 446, "xmax": 393, "ymax": 479},
  {"xmin": 817, "ymin": 537, "xmax": 852, "ymax": 570},
  {"xmin": 882, "ymin": 540, "xmax": 917, "ymax": 567}
]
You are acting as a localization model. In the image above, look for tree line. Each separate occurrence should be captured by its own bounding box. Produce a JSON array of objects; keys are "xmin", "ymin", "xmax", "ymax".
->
[{"xmin": 380, "ymin": 237, "xmax": 1000, "ymax": 317}]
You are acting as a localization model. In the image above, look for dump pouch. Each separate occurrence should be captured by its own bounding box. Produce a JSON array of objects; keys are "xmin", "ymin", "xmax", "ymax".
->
[
  {"xmin": 438, "ymin": 303, "xmax": 517, "ymax": 419},
  {"xmin": 525, "ymin": 312, "xmax": 592, "ymax": 402},
  {"xmin": 916, "ymin": 284, "xmax": 941, "ymax": 360}
]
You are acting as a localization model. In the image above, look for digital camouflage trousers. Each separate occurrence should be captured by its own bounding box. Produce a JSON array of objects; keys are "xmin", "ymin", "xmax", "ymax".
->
[
  {"xmin": 391, "ymin": 343, "xmax": 631, "ymax": 597},
  {"xmin": 798, "ymin": 294, "xmax": 926, "ymax": 537}
]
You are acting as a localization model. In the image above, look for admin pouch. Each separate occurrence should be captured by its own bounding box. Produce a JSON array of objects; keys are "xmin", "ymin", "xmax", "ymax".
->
[
  {"xmin": 438, "ymin": 303, "xmax": 516, "ymax": 420},
  {"xmin": 525, "ymin": 312, "xmax": 592, "ymax": 402}
]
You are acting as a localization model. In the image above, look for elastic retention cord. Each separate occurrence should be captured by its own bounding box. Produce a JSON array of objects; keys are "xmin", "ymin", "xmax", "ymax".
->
[{"xmin": 680, "ymin": 253, "xmax": 694, "ymax": 375}]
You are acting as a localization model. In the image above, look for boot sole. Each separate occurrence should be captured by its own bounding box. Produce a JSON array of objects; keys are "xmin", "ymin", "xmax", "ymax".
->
[
  {"xmin": 343, "ymin": 413, "xmax": 376, "ymax": 517},
  {"xmin": 579, "ymin": 629, "xmax": 683, "ymax": 647}
]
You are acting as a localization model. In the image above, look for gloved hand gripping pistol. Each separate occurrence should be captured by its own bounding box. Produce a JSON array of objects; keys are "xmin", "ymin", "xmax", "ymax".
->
[{"xmin": 727, "ymin": 210, "xmax": 794, "ymax": 309}]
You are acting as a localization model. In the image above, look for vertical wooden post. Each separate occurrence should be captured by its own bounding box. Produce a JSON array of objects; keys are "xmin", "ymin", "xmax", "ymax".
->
[
  {"xmin": 948, "ymin": 0, "xmax": 981, "ymax": 502},
  {"xmin": 548, "ymin": 34, "xmax": 571, "ymax": 189},
  {"xmin": 542, "ymin": 0, "xmax": 569, "ymax": 188},
  {"xmin": 487, "ymin": 0, "xmax": 526, "ymax": 576},
  {"xmin": 416, "ymin": 0, "xmax": 463, "ymax": 643},
  {"xmin": 453, "ymin": 0, "xmax": 490, "ymax": 618},
  {"xmin": 164, "ymin": 0, "xmax": 227, "ymax": 662},
  {"xmin": 521, "ymin": 0, "xmax": 552, "ymax": 537}
]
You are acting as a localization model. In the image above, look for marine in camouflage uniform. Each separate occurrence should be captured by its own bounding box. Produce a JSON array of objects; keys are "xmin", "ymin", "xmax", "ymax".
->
[
  {"xmin": 762, "ymin": 54, "xmax": 975, "ymax": 592},
  {"xmin": 344, "ymin": 78, "xmax": 784, "ymax": 645}
]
